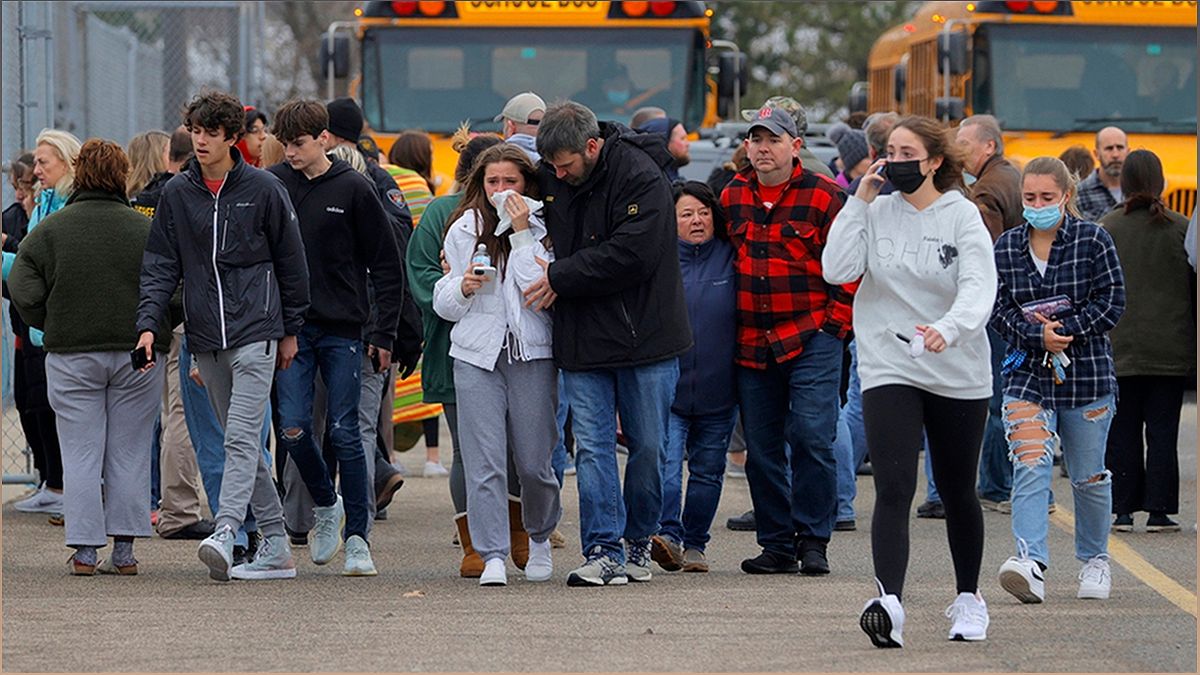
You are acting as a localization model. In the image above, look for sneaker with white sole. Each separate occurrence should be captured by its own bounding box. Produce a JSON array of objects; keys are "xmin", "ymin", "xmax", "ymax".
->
[
  {"xmin": 310, "ymin": 495, "xmax": 345, "ymax": 565},
  {"xmin": 625, "ymin": 538, "xmax": 652, "ymax": 582},
  {"xmin": 197, "ymin": 523, "xmax": 237, "ymax": 581},
  {"xmin": 566, "ymin": 547, "xmax": 628, "ymax": 587},
  {"xmin": 998, "ymin": 539, "xmax": 1045, "ymax": 604},
  {"xmin": 342, "ymin": 535, "xmax": 377, "ymax": 577},
  {"xmin": 231, "ymin": 535, "xmax": 296, "ymax": 580},
  {"xmin": 859, "ymin": 578, "xmax": 904, "ymax": 649},
  {"xmin": 480, "ymin": 557, "xmax": 507, "ymax": 586},
  {"xmin": 14, "ymin": 485, "xmax": 64, "ymax": 514},
  {"xmin": 1077, "ymin": 554, "xmax": 1111, "ymax": 599},
  {"xmin": 423, "ymin": 461, "xmax": 449, "ymax": 478},
  {"xmin": 945, "ymin": 592, "xmax": 989, "ymax": 641},
  {"xmin": 525, "ymin": 538, "xmax": 553, "ymax": 582}
]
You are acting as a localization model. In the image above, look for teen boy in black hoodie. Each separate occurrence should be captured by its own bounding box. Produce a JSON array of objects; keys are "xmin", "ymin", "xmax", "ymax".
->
[{"xmin": 266, "ymin": 99, "xmax": 404, "ymax": 577}]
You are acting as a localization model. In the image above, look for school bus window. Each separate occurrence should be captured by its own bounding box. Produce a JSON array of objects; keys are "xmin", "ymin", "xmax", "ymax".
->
[
  {"xmin": 410, "ymin": 48, "xmax": 465, "ymax": 89},
  {"xmin": 978, "ymin": 24, "xmax": 1195, "ymax": 133},
  {"xmin": 492, "ymin": 47, "xmax": 587, "ymax": 102}
]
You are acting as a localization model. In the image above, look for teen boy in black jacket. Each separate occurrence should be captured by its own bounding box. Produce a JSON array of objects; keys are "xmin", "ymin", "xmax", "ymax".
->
[
  {"xmin": 137, "ymin": 90, "xmax": 310, "ymax": 582},
  {"xmin": 265, "ymin": 99, "xmax": 405, "ymax": 577}
]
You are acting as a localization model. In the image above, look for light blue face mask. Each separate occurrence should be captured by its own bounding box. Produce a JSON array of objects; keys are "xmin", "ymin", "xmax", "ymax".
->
[
  {"xmin": 1023, "ymin": 200, "xmax": 1064, "ymax": 231},
  {"xmin": 606, "ymin": 89, "xmax": 630, "ymax": 106},
  {"xmin": 963, "ymin": 172, "xmax": 977, "ymax": 186}
]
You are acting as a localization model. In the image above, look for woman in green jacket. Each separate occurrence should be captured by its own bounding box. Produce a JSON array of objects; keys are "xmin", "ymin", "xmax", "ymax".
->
[
  {"xmin": 1099, "ymin": 149, "xmax": 1193, "ymax": 533},
  {"xmin": 9, "ymin": 139, "xmax": 175, "ymax": 575}
]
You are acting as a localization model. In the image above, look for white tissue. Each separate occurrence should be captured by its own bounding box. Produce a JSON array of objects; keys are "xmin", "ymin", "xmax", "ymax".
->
[{"xmin": 491, "ymin": 189, "xmax": 543, "ymax": 236}]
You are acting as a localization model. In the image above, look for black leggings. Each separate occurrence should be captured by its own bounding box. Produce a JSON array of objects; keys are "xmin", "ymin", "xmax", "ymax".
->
[{"xmin": 862, "ymin": 385, "xmax": 989, "ymax": 600}]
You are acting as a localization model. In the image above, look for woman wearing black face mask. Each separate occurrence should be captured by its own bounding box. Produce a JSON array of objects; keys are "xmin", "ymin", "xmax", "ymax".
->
[{"xmin": 823, "ymin": 116, "xmax": 998, "ymax": 648}]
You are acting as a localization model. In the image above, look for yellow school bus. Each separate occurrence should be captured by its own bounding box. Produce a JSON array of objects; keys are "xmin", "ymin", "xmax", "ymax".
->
[
  {"xmin": 328, "ymin": 1, "xmax": 730, "ymax": 193},
  {"xmin": 862, "ymin": 0, "xmax": 1196, "ymax": 216}
]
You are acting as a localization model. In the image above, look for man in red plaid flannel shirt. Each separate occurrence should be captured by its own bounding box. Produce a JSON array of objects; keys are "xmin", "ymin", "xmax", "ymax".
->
[{"xmin": 720, "ymin": 104, "xmax": 856, "ymax": 576}]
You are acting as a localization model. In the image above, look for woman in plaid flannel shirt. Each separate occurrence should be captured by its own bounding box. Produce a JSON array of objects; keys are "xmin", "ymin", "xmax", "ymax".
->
[{"xmin": 991, "ymin": 156, "xmax": 1126, "ymax": 606}]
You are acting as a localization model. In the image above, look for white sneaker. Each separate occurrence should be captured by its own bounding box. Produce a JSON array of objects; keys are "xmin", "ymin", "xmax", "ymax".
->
[
  {"xmin": 310, "ymin": 495, "xmax": 345, "ymax": 565},
  {"xmin": 859, "ymin": 578, "xmax": 905, "ymax": 648},
  {"xmin": 998, "ymin": 539, "xmax": 1045, "ymax": 604},
  {"xmin": 423, "ymin": 461, "xmax": 449, "ymax": 478},
  {"xmin": 480, "ymin": 557, "xmax": 507, "ymax": 586},
  {"xmin": 945, "ymin": 592, "xmax": 989, "ymax": 641},
  {"xmin": 343, "ymin": 535, "xmax": 378, "ymax": 577},
  {"xmin": 1077, "ymin": 554, "xmax": 1111, "ymax": 599},
  {"xmin": 14, "ymin": 486, "xmax": 63, "ymax": 514},
  {"xmin": 525, "ymin": 538, "xmax": 553, "ymax": 582}
]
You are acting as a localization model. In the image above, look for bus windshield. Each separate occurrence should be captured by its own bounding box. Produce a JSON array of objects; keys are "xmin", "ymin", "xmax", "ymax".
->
[
  {"xmin": 975, "ymin": 24, "xmax": 1196, "ymax": 134},
  {"xmin": 361, "ymin": 27, "xmax": 702, "ymax": 134}
]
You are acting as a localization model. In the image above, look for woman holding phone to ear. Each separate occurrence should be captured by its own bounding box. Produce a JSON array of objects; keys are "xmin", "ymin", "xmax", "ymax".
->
[
  {"xmin": 8, "ymin": 139, "xmax": 177, "ymax": 576},
  {"xmin": 433, "ymin": 144, "xmax": 561, "ymax": 587},
  {"xmin": 823, "ymin": 115, "xmax": 998, "ymax": 648}
]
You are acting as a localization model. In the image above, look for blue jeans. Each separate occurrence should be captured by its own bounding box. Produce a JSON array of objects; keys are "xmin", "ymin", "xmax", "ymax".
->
[
  {"xmin": 658, "ymin": 408, "xmax": 737, "ymax": 551},
  {"xmin": 834, "ymin": 340, "xmax": 867, "ymax": 522},
  {"xmin": 1006, "ymin": 393, "xmax": 1115, "ymax": 566},
  {"xmin": 738, "ymin": 331, "xmax": 842, "ymax": 554},
  {"xmin": 924, "ymin": 438, "xmax": 941, "ymax": 503},
  {"xmin": 180, "ymin": 336, "xmax": 270, "ymax": 548},
  {"xmin": 274, "ymin": 325, "xmax": 370, "ymax": 542},
  {"xmin": 562, "ymin": 358, "xmax": 678, "ymax": 564},
  {"xmin": 552, "ymin": 370, "xmax": 570, "ymax": 487},
  {"xmin": 977, "ymin": 327, "xmax": 1012, "ymax": 502}
]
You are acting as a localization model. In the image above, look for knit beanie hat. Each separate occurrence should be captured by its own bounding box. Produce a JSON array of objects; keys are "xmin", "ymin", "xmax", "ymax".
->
[
  {"xmin": 326, "ymin": 97, "xmax": 364, "ymax": 142},
  {"xmin": 828, "ymin": 122, "xmax": 869, "ymax": 172}
]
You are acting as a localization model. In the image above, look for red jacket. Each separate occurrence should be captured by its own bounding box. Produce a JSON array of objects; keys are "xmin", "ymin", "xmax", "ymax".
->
[{"xmin": 721, "ymin": 162, "xmax": 856, "ymax": 369}]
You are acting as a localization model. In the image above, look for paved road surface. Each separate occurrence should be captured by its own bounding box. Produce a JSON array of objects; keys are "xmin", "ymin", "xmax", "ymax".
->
[{"xmin": 2, "ymin": 403, "xmax": 1195, "ymax": 672}]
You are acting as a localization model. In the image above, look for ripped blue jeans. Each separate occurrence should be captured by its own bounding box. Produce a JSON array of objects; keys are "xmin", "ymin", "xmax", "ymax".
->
[{"xmin": 1004, "ymin": 393, "xmax": 1115, "ymax": 567}]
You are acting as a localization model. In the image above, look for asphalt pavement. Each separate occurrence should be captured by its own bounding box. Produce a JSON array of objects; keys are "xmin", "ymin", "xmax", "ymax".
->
[{"xmin": 2, "ymin": 402, "xmax": 1196, "ymax": 672}]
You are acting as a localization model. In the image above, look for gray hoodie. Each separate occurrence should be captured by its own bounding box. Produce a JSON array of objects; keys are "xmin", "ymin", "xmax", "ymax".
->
[
  {"xmin": 507, "ymin": 133, "xmax": 540, "ymax": 163},
  {"xmin": 823, "ymin": 189, "xmax": 997, "ymax": 399}
]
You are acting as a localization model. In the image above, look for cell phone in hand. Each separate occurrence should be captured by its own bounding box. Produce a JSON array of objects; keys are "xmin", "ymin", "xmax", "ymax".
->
[
  {"xmin": 370, "ymin": 348, "xmax": 382, "ymax": 373},
  {"xmin": 873, "ymin": 163, "xmax": 887, "ymax": 175},
  {"xmin": 130, "ymin": 347, "xmax": 156, "ymax": 371},
  {"xmin": 473, "ymin": 265, "xmax": 497, "ymax": 293}
]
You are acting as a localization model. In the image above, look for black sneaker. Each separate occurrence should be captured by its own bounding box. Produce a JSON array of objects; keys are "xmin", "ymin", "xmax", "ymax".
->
[
  {"xmin": 856, "ymin": 460, "xmax": 873, "ymax": 476},
  {"xmin": 232, "ymin": 545, "xmax": 248, "ymax": 568},
  {"xmin": 797, "ymin": 539, "xmax": 830, "ymax": 575},
  {"xmin": 916, "ymin": 500, "xmax": 945, "ymax": 519},
  {"xmin": 245, "ymin": 531, "xmax": 262, "ymax": 563},
  {"xmin": 1112, "ymin": 513, "xmax": 1134, "ymax": 532},
  {"xmin": 286, "ymin": 527, "xmax": 308, "ymax": 547},
  {"xmin": 726, "ymin": 509, "xmax": 756, "ymax": 531},
  {"xmin": 375, "ymin": 507, "xmax": 389, "ymax": 521},
  {"xmin": 740, "ymin": 550, "xmax": 798, "ymax": 574},
  {"xmin": 834, "ymin": 519, "xmax": 857, "ymax": 532},
  {"xmin": 1146, "ymin": 512, "xmax": 1181, "ymax": 532},
  {"xmin": 160, "ymin": 519, "xmax": 217, "ymax": 540}
]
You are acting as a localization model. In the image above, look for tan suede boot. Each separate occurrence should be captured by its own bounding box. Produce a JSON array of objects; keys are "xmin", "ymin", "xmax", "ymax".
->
[
  {"xmin": 455, "ymin": 513, "xmax": 484, "ymax": 578},
  {"xmin": 508, "ymin": 496, "xmax": 529, "ymax": 570}
]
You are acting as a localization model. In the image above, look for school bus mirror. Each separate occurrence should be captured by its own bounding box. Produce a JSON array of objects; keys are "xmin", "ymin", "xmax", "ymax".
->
[
  {"xmin": 848, "ymin": 82, "xmax": 868, "ymax": 113},
  {"xmin": 937, "ymin": 32, "xmax": 968, "ymax": 75},
  {"xmin": 936, "ymin": 97, "xmax": 966, "ymax": 122},
  {"xmin": 320, "ymin": 35, "xmax": 351, "ymax": 80},
  {"xmin": 717, "ymin": 52, "xmax": 748, "ymax": 100}
]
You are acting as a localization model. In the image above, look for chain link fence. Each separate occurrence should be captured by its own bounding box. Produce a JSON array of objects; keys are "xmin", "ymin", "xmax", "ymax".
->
[{"xmin": 2, "ymin": 0, "xmax": 267, "ymax": 484}]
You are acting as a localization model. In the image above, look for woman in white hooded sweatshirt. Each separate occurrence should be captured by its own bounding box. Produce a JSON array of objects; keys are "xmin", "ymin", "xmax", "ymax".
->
[
  {"xmin": 822, "ymin": 116, "xmax": 998, "ymax": 648},
  {"xmin": 433, "ymin": 144, "xmax": 560, "ymax": 586}
]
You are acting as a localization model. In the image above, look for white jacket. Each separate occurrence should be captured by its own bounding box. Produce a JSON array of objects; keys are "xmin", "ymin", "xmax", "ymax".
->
[
  {"xmin": 433, "ymin": 208, "xmax": 554, "ymax": 371},
  {"xmin": 822, "ymin": 191, "xmax": 997, "ymax": 399}
]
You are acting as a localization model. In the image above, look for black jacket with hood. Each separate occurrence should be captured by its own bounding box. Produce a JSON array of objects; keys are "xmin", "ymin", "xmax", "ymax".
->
[
  {"xmin": 540, "ymin": 121, "xmax": 692, "ymax": 370},
  {"xmin": 267, "ymin": 156, "xmax": 404, "ymax": 349},
  {"xmin": 137, "ymin": 147, "xmax": 310, "ymax": 353}
]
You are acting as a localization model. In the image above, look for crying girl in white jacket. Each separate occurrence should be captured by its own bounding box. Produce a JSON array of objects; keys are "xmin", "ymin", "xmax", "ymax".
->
[{"xmin": 432, "ymin": 144, "xmax": 561, "ymax": 587}]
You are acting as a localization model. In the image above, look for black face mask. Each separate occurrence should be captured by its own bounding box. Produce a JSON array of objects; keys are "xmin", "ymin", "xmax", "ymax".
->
[{"xmin": 885, "ymin": 159, "xmax": 928, "ymax": 194}]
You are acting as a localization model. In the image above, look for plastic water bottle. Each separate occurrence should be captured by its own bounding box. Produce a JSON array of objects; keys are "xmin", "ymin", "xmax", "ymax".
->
[{"xmin": 472, "ymin": 243, "xmax": 491, "ymax": 268}]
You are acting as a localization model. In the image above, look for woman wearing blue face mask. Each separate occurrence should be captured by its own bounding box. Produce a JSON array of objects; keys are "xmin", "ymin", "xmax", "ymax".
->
[{"xmin": 990, "ymin": 156, "xmax": 1125, "ymax": 606}]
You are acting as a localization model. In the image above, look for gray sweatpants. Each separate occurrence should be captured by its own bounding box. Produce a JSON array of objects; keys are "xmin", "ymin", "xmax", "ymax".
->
[
  {"xmin": 283, "ymin": 352, "xmax": 385, "ymax": 535},
  {"xmin": 195, "ymin": 340, "xmax": 286, "ymax": 539},
  {"xmin": 45, "ymin": 351, "xmax": 164, "ymax": 547},
  {"xmin": 453, "ymin": 357, "xmax": 561, "ymax": 562},
  {"xmin": 446, "ymin": 402, "xmax": 522, "ymax": 515}
]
